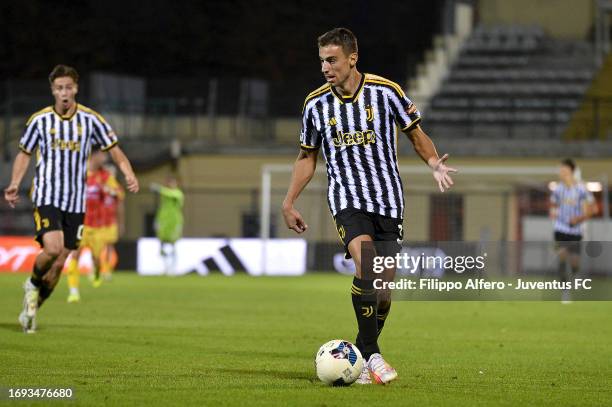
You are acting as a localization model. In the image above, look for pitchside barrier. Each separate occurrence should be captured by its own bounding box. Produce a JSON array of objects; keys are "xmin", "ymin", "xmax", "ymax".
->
[
  {"xmin": 0, "ymin": 238, "xmax": 136, "ymax": 273},
  {"xmin": 136, "ymin": 238, "xmax": 307, "ymax": 276}
]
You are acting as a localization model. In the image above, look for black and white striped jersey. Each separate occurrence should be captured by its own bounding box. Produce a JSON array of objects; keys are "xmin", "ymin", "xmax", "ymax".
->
[
  {"xmin": 550, "ymin": 182, "xmax": 594, "ymax": 236},
  {"xmin": 300, "ymin": 73, "xmax": 421, "ymax": 219},
  {"xmin": 18, "ymin": 104, "xmax": 118, "ymax": 213}
]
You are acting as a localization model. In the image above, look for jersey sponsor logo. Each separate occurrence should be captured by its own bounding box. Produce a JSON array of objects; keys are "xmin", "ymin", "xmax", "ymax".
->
[
  {"xmin": 332, "ymin": 130, "xmax": 376, "ymax": 147},
  {"xmin": 51, "ymin": 139, "xmax": 81, "ymax": 152}
]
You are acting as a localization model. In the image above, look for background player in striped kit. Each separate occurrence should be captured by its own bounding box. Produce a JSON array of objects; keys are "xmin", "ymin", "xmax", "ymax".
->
[
  {"xmin": 282, "ymin": 28, "xmax": 457, "ymax": 384},
  {"xmin": 3, "ymin": 64, "xmax": 139, "ymax": 333},
  {"xmin": 549, "ymin": 158, "xmax": 597, "ymax": 302}
]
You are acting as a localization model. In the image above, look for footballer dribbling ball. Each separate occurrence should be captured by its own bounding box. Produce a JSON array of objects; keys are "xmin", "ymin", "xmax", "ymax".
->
[{"xmin": 315, "ymin": 339, "xmax": 364, "ymax": 386}]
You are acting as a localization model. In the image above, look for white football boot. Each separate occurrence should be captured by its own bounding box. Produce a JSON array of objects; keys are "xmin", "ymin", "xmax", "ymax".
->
[
  {"xmin": 355, "ymin": 364, "xmax": 372, "ymax": 384},
  {"xmin": 19, "ymin": 279, "xmax": 39, "ymax": 334},
  {"xmin": 367, "ymin": 353, "xmax": 398, "ymax": 384}
]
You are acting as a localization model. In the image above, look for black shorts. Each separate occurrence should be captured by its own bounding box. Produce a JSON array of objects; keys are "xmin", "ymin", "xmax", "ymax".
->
[
  {"xmin": 334, "ymin": 208, "xmax": 403, "ymax": 259},
  {"xmin": 554, "ymin": 231, "xmax": 582, "ymax": 255},
  {"xmin": 33, "ymin": 206, "xmax": 84, "ymax": 250}
]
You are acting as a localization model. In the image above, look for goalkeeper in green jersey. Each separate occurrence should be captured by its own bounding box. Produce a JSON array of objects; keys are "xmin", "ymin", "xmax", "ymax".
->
[{"xmin": 150, "ymin": 176, "xmax": 184, "ymax": 275}]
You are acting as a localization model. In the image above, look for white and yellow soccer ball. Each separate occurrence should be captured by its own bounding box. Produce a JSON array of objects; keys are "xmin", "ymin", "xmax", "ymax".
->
[{"xmin": 315, "ymin": 339, "xmax": 364, "ymax": 386}]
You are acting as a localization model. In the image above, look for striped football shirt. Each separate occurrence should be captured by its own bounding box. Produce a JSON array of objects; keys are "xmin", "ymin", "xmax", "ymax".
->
[
  {"xmin": 300, "ymin": 73, "xmax": 421, "ymax": 219},
  {"xmin": 18, "ymin": 104, "xmax": 118, "ymax": 213},
  {"xmin": 550, "ymin": 182, "xmax": 594, "ymax": 235}
]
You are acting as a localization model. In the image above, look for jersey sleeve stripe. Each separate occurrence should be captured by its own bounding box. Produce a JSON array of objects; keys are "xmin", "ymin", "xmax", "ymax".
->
[
  {"xmin": 300, "ymin": 143, "xmax": 320, "ymax": 150},
  {"xmin": 101, "ymin": 140, "xmax": 118, "ymax": 151},
  {"xmin": 18, "ymin": 144, "xmax": 33, "ymax": 155},
  {"xmin": 400, "ymin": 117, "xmax": 422, "ymax": 131}
]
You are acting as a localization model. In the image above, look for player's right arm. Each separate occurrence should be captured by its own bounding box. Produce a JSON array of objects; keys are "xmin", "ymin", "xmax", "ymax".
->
[
  {"xmin": 282, "ymin": 149, "xmax": 318, "ymax": 234},
  {"xmin": 549, "ymin": 187, "xmax": 559, "ymax": 220},
  {"xmin": 282, "ymin": 97, "xmax": 322, "ymax": 234},
  {"xmin": 4, "ymin": 152, "xmax": 31, "ymax": 208},
  {"xmin": 4, "ymin": 114, "xmax": 40, "ymax": 208}
]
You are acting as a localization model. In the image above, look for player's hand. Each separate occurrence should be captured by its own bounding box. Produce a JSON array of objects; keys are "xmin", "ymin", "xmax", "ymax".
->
[
  {"xmin": 430, "ymin": 154, "xmax": 457, "ymax": 192},
  {"xmin": 4, "ymin": 184, "xmax": 19, "ymax": 208},
  {"xmin": 125, "ymin": 174, "xmax": 139, "ymax": 193},
  {"xmin": 569, "ymin": 216, "xmax": 581, "ymax": 226},
  {"xmin": 282, "ymin": 205, "xmax": 308, "ymax": 234}
]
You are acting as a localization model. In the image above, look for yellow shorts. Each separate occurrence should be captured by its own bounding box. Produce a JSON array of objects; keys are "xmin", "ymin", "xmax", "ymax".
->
[
  {"xmin": 80, "ymin": 226, "xmax": 105, "ymax": 257},
  {"xmin": 99, "ymin": 224, "xmax": 119, "ymax": 245}
]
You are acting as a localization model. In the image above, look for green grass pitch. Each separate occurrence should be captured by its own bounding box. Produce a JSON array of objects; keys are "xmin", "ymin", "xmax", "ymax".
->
[{"xmin": 0, "ymin": 273, "xmax": 611, "ymax": 406}]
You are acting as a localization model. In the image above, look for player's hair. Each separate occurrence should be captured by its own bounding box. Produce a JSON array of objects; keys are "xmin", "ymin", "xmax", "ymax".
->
[
  {"xmin": 318, "ymin": 27, "xmax": 358, "ymax": 55},
  {"xmin": 49, "ymin": 64, "xmax": 79, "ymax": 85},
  {"xmin": 561, "ymin": 158, "xmax": 576, "ymax": 172}
]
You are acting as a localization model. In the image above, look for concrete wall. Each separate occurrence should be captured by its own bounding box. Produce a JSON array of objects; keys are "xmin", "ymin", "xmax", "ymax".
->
[
  {"xmin": 478, "ymin": 0, "xmax": 594, "ymax": 39},
  {"xmin": 124, "ymin": 155, "xmax": 612, "ymax": 242}
]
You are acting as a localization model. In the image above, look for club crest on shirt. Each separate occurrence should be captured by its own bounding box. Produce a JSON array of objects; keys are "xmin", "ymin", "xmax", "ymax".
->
[
  {"xmin": 365, "ymin": 105, "xmax": 373, "ymax": 122},
  {"xmin": 328, "ymin": 117, "xmax": 337, "ymax": 126}
]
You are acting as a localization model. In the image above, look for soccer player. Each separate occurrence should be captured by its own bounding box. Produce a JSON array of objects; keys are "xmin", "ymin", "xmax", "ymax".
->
[
  {"xmin": 282, "ymin": 28, "xmax": 456, "ymax": 384},
  {"xmin": 66, "ymin": 146, "xmax": 112, "ymax": 302},
  {"xmin": 4, "ymin": 64, "xmax": 139, "ymax": 332},
  {"xmin": 99, "ymin": 164, "xmax": 125, "ymax": 281},
  {"xmin": 151, "ymin": 176, "xmax": 184, "ymax": 275},
  {"xmin": 549, "ymin": 158, "xmax": 596, "ymax": 302}
]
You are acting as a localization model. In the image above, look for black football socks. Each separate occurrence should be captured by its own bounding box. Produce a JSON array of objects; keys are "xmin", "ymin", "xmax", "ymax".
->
[
  {"xmin": 30, "ymin": 264, "xmax": 45, "ymax": 288},
  {"xmin": 376, "ymin": 302, "xmax": 391, "ymax": 337},
  {"xmin": 351, "ymin": 277, "xmax": 379, "ymax": 361}
]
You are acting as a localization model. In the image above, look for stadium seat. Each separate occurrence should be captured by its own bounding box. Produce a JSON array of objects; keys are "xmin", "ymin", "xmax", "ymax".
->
[{"xmin": 429, "ymin": 24, "xmax": 595, "ymax": 138}]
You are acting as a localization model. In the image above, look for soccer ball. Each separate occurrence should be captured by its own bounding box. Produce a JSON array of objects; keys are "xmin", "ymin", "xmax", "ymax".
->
[{"xmin": 315, "ymin": 339, "xmax": 364, "ymax": 386}]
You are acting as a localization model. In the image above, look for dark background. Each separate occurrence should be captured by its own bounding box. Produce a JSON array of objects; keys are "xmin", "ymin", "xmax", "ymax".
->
[{"xmin": 1, "ymin": 0, "xmax": 442, "ymax": 87}]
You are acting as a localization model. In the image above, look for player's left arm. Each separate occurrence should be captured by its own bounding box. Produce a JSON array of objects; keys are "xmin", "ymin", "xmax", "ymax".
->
[
  {"xmin": 388, "ymin": 87, "xmax": 457, "ymax": 192},
  {"xmin": 90, "ymin": 111, "xmax": 138, "ymax": 193},
  {"xmin": 108, "ymin": 146, "xmax": 139, "ymax": 193},
  {"xmin": 405, "ymin": 125, "xmax": 457, "ymax": 192}
]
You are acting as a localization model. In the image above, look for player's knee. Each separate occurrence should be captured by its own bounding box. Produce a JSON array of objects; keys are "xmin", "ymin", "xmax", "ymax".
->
[
  {"xmin": 378, "ymin": 298, "xmax": 391, "ymax": 310},
  {"xmin": 378, "ymin": 290, "xmax": 392, "ymax": 306},
  {"xmin": 44, "ymin": 243, "xmax": 63, "ymax": 259}
]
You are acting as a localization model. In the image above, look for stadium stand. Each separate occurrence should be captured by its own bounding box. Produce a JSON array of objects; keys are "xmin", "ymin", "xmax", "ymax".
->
[
  {"xmin": 564, "ymin": 54, "xmax": 612, "ymax": 140},
  {"xmin": 426, "ymin": 24, "xmax": 596, "ymax": 139}
]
